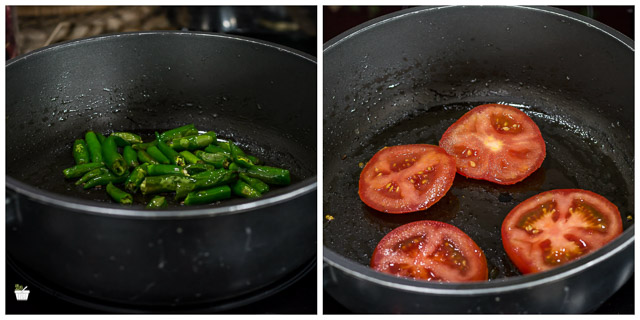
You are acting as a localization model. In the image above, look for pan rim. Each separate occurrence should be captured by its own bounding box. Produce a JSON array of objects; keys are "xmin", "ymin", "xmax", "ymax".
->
[
  {"xmin": 7, "ymin": 30, "xmax": 316, "ymax": 67},
  {"xmin": 6, "ymin": 30, "xmax": 317, "ymax": 219},
  {"xmin": 7, "ymin": 175, "xmax": 316, "ymax": 219},
  {"xmin": 323, "ymin": 5, "xmax": 634, "ymax": 53},
  {"xmin": 323, "ymin": 224, "xmax": 633, "ymax": 294}
]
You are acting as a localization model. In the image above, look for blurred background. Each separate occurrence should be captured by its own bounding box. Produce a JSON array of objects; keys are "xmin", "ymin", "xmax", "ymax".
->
[{"xmin": 6, "ymin": 6, "xmax": 317, "ymax": 60}]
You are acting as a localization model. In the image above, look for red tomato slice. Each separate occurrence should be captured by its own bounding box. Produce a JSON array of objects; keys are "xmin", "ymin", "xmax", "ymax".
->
[
  {"xmin": 371, "ymin": 220, "xmax": 488, "ymax": 282},
  {"xmin": 358, "ymin": 144, "xmax": 456, "ymax": 214},
  {"xmin": 439, "ymin": 104, "xmax": 546, "ymax": 185},
  {"xmin": 502, "ymin": 189, "xmax": 623, "ymax": 274}
]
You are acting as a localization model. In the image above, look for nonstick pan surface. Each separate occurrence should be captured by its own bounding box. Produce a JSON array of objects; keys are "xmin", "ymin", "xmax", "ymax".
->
[
  {"xmin": 323, "ymin": 5, "xmax": 633, "ymax": 299},
  {"xmin": 324, "ymin": 100, "xmax": 633, "ymax": 278},
  {"xmin": 7, "ymin": 31, "xmax": 317, "ymax": 212}
]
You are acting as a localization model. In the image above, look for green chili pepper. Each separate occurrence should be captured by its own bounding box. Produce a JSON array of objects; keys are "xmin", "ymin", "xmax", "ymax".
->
[
  {"xmin": 124, "ymin": 163, "xmax": 148, "ymax": 193},
  {"xmin": 111, "ymin": 135, "xmax": 131, "ymax": 147},
  {"xmin": 155, "ymin": 132, "xmax": 185, "ymax": 166},
  {"xmin": 102, "ymin": 136, "xmax": 128, "ymax": 176},
  {"xmin": 217, "ymin": 141, "xmax": 244, "ymax": 155},
  {"xmin": 219, "ymin": 141, "xmax": 261, "ymax": 165},
  {"xmin": 238, "ymin": 165, "xmax": 290, "ymax": 186},
  {"xmin": 231, "ymin": 180, "xmax": 262, "ymax": 198},
  {"xmin": 175, "ymin": 179, "xmax": 196, "ymax": 201},
  {"xmin": 216, "ymin": 141, "xmax": 231, "ymax": 152},
  {"xmin": 239, "ymin": 173, "xmax": 270, "ymax": 194},
  {"xmin": 229, "ymin": 141, "xmax": 255, "ymax": 168},
  {"xmin": 76, "ymin": 167, "xmax": 110, "ymax": 186},
  {"xmin": 246, "ymin": 155, "xmax": 261, "ymax": 165},
  {"xmin": 132, "ymin": 140, "xmax": 158, "ymax": 151},
  {"xmin": 123, "ymin": 146, "xmax": 139, "ymax": 168},
  {"xmin": 191, "ymin": 169, "xmax": 238, "ymax": 190},
  {"xmin": 146, "ymin": 195, "xmax": 168, "ymax": 209},
  {"xmin": 137, "ymin": 149, "xmax": 159, "ymax": 164},
  {"xmin": 83, "ymin": 171, "xmax": 128, "ymax": 189},
  {"xmin": 164, "ymin": 169, "xmax": 231, "ymax": 200},
  {"xmin": 96, "ymin": 132, "xmax": 107, "ymax": 144},
  {"xmin": 158, "ymin": 124, "xmax": 196, "ymax": 142},
  {"xmin": 194, "ymin": 150, "xmax": 229, "ymax": 168},
  {"xmin": 111, "ymin": 132, "xmax": 143, "ymax": 145},
  {"xmin": 72, "ymin": 139, "xmax": 90, "ymax": 165},
  {"xmin": 184, "ymin": 185, "xmax": 231, "ymax": 205},
  {"xmin": 179, "ymin": 150, "xmax": 203, "ymax": 165},
  {"xmin": 146, "ymin": 146, "xmax": 171, "ymax": 164},
  {"xmin": 184, "ymin": 163, "xmax": 217, "ymax": 175},
  {"xmin": 66, "ymin": 126, "xmax": 287, "ymax": 207},
  {"xmin": 106, "ymin": 182, "xmax": 133, "ymax": 204},
  {"xmin": 204, "ymin": 144, "xmax": 231, "ymax": 156},
  {"xmin": 85, "ymin": 131, "xmax": 103, "ymax": 164},
  {"xmin": 63, "ymin": 162, "xmax": 104, "ymax": 179},
  {"xmin": 147, "ymin": 164, "xmax": 187, "ymax": 176},
  {"xmin": 168, "ymin": 132, "xmax": 216, "ymax": 151},
  {"xmin": 140, "ymin": 175, "xmax": 194, "ymax": 195}
]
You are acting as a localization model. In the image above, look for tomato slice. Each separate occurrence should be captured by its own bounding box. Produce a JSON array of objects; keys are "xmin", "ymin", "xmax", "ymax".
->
[
  {"xmin": 501, "ymin": 189, "xmax": 623, "ymax": 274},
  {"xmin": 358, "ymin": 144, "xmax": 456, "ymax": 214},
  {"xmin": 439, "ymin": 104, "xmax": 546, "ymax": 185},
  {"xmin": 370, "ymin": 220, "xmax": 488, "ymax": 282}
]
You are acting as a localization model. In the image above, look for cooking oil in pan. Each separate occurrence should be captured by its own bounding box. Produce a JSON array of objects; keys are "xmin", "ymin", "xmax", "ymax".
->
[{"xmin": 323, "ymin": 101, "xmax": 633, "ymax": 280}]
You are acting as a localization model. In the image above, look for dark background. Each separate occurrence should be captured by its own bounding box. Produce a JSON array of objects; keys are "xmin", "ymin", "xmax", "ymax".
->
[
  {"xmin": 7, "ymin": 6, "xmax": 316, "ymax": 59},
  {"xmin": 322, "ymin": 5, "xmax": 634, "ymax": 314},
  {"xmin": 7, "ymin": 259, "xmax": 317, "ymax": 314}
]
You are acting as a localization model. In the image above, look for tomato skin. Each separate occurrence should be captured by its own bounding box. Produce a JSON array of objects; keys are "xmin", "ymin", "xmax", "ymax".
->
[
  {"xmin": 501, "ymin": 189, "xmax": 623, "ymax": 275},
  {"xmin": 439, "ymin": 104, "xmax": 546, "ymax": 185},
  {"xmin": 371, "ymin": 220, "xmax": 488, "ymax": 282},
  {"xmin": 358, "ymin": 144, "xmax": 456, "ymax": 214}
]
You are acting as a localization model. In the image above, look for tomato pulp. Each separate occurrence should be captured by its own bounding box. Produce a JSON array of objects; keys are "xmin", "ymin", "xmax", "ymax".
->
[
  {"xmin": 371, "ymin": 220, "xmax": 488, "ymax": 282},
  {"xmin": 439, "ymin": 104, "xmax": 546, "ymax": 185},
  {"xmin": 502, "ymin": 189, "xmax": 623, "ymax": 274},
  {"xmin": 358, "ymin": 144, "xmax": 456, "ymax": 214}
]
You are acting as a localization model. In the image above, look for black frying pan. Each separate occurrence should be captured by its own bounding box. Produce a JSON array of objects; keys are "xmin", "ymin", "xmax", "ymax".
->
[
  {"xmin": 6, "ymin": 31, "xmax": 317, "ymax": 310},
  {"xmin": 323, "ymin": 6, "xmax": 633, "ymax": 313}
]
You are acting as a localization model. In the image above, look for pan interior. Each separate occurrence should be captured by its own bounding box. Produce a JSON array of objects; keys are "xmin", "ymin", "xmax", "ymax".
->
[
  {"xmin": 323, "ymin": 6, "xmax": 633, "ymax": 281},
  {"xmin": 6, "ymin": 32, "xmax": 317, "ymax": 208},
  {"xmin": 323, "ymin": 100, "xmax": 633, "ymax": 279}
]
